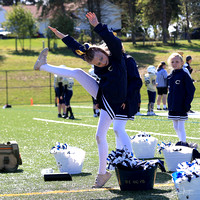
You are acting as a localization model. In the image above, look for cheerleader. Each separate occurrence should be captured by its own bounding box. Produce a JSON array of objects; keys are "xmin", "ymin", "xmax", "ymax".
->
[
  {"xmin": 34, "ymin": 12, "xmax": 130, "ymax": 188},
  {"xmin": 167, "ymin": 53, "xmax": 195, "ymax": 145}
]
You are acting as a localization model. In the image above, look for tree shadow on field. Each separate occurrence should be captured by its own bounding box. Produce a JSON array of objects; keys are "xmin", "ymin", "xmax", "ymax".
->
[
  {"xmin": 49, "ymin": 47, "xmax": 76, "ymax": 57},
  {"xmin": 126, "ymin": 52, "xmax": 156, "ymax": 69},
  {"xmin": 0, "ymin": 55, "xmax": 6, "ymax": 62},
  {"xmin": 106, "ymin": 188, "xmax": 172, "ymax": 200},
  {"xmin": 11, "ymin": 50, "xmax": 39, "ymax": 56},
  {"xmin": 0, "ymin": 169, "xmax": 24, "ymax": 174},
  {"xmin": 155, "ymin": 172, "xmax": 172, "ymax": 183}
]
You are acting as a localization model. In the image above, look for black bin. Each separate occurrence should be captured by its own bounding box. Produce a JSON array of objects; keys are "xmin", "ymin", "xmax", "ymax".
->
[{"xmin": 115, "ymin": 165, "xmax": 157, "ymax": 191}]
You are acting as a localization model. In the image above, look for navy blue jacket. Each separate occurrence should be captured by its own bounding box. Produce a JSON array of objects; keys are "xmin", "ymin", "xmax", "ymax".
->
[
  {"xmin": 62, "ymin": 23, "xmax": 127, "ymax": 105},
  {"xmin": 167, "ymin": 69, "xmax": 195, "ymax": 113},
  {"xmin": 123, "ymin": 54, "xmax": 142, "ymax": 116}
]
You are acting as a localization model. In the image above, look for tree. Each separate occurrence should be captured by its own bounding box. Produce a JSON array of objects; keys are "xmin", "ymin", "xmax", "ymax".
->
[
  {"xmin": 184, "ymin": 0, "xmax": 191, "ymax": 42},
  {"xmin": 190, "ymin": 0, "xmax": 200, "ymax": 27},
  {"xmin": 3, "ymin": 5, "xmax": 37, "ymax": 50},
  {"xmin": 140, "ymin": 0, "xmax": 181, "ymax": 43},
  {"xmin": 111, "ymin": 0, "xmax": 140, "ymax": 45},
  {"xmin": 2, "ymin": 0, "xmax": 14, "ymax": 5},
  {"xmin": 162, "ymin": 0, "xmax": 167, "ymax": 43},
  {"xmin": 37, "ymin": 0, "xmax": 75, "ymax": 49},
  {"xmin": 87, "ymin": 0, "xmax": 101, "ymax": 43},
  {"xmin": 2, "ymin": 0, "xmax": 20, "ymax": 5}
]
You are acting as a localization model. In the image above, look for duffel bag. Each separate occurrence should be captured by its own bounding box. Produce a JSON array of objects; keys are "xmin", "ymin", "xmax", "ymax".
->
[{"xmin": 0, "ymin": 141, "xmax": 22, "ymax": 172}]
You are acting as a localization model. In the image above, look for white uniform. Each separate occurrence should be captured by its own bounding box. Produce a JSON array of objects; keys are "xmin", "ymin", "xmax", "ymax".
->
[
  {"xmin": 144, "ymin": 73, "xmax": 156, "ymax": 92},
  {"xmin": 63, "ymin": 77, "xmax": 74, "ymax": 90},
  {"xmin": 54, "ymin": 74, "xmax": 63, "ymax": 88}
]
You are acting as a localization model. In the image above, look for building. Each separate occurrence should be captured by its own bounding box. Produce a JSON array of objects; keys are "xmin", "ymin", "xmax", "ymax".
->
[{"xmin": 0, "ymin": 0, "xmax": 121, "ymax": 36}]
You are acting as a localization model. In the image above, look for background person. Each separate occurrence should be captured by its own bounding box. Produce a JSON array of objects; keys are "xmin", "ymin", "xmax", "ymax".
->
[
  {"xmin": 144, "ymin": 65, "xmax": 157, "ymax": 116},
  {"xmin": 63, "ymin": 76, "xmax": 75, "ymax": 119},
  {"xmin": 183, "ymin": 55, "xmax": 195, "ymax": 113},
  {"xmin": 156, "ymin": 61, "xmax": 168, "ymax": 110},
  {"xmin": 114, "ymin": 53, "xmax": 143, "ymax": 150},
  {"xmin": 54, "ymin": 75, "xmax": 66, "ymax": 118},
  {"xmin": 183, "ymin": 55, "xmax": 193, "ymax": 74}
]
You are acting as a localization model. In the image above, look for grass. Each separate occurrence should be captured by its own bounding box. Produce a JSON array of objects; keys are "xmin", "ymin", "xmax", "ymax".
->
[
  {"xmin": 0, "ymin": 38, "xmax": 200, "ymax": 105},
  {"xmin": 0, "ymin": 99, "xmax": 200, "ymax": 199}
]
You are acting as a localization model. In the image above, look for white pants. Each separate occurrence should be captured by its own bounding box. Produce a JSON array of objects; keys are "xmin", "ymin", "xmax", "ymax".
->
[
  {"xmin": 96, "ymin": 110, "xmax": 133, "ymax": 174},
  {"xmin": 173, "ymin": 120, "xmax": 186, "ymax": 142}
]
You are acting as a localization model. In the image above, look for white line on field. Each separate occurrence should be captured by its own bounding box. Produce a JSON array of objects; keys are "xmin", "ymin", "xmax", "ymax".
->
[{"xmin": 33, "ymin": 118, "xmax": 200, "ymax": 140}]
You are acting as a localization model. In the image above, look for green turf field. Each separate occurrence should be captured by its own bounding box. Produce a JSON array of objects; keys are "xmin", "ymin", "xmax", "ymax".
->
[
  {"xmin": 0, "ymin": 99, "xmax": 200, "ymax": 200},
  {"xmin": 0, "ymin": 38, "xmax": 200, "ymax": 106}
]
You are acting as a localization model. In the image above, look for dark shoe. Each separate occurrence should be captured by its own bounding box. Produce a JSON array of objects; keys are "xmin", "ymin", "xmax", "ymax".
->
[
  {"xmin": 163, "ymin": 107, "xmax": 168, "ymax": 111},
  {"xmin": 58, "ymin": 114, "xmax": 62, "ymax": 118},
  {"xmin": 157, "ymin": 108, "xmax": 162, "ymax": 110},
  {"xmin": 69, "ymin": 115, "xmax": 75, "ymax": 119},
  {"xmin": 62, "ymin": 114, "xmax": 68, "ymax": 119},
  {"xmin": 188, "ymin": 110, "xmax": 195, "ymax": 113},
  {"xmin": 175, "ymin": 141, "xmax": 189, "ymax": 147},
  {"xmin": 188, "ymin": 143, "xmax": 198, "ymax": 149}
]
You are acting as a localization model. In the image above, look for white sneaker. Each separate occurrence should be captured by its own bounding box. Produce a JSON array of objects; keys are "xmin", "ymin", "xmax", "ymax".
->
[
  {"xmin": 147, "ymin": 112, "xmax": 151, "ymax": 116},
  {"xmin": 92, "ymin": 171, "xmax": 112, "ymax": 188},
  {"xmin": 135, "ymin": 112, "xmax": 142, "ymax": 116},
  {"xmin": 93, "ymin": 114, "xmax": 98, "ymax": 117},
  {"xmin": 150, "ymin": 112, "xmax": 156, "ymax": 116},
  {"xmin": 34, "ymin": 48, "xmax": 48, "ymax": 70},
  {"xmin": 147, "ymin": 112, "xmax": 156, "ymax": 116}
]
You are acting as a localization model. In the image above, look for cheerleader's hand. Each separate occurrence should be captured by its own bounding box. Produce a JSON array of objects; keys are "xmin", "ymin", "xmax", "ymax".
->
[
  {"xmin": 48, "ymin": 26, "xmax": 66, "ymax": 39},
  {"xmin": 121, "ymin": 103, "xmax": 126, "ymax": 109},
  {"xmin": 86, "ymin": 12, "xmax": 99, "ymax": 27}
]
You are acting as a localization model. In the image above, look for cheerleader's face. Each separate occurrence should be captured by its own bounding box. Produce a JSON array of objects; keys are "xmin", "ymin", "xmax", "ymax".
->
[
  {"xmin": 170, "ymin": 56, "xmax": 183, "ymax": 70},
  {"xmin": 89, "ymin": 51, "xmax": 109, "ymax": 68}
]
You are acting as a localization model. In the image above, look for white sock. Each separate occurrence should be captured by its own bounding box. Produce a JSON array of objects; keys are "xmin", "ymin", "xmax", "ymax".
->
[
  {"xmin": 113, "ymin": 119, "xmax": 133, "ymax": 153},
  {"xmin": 163, "ymin": 105, "xmax": 167, "ymax": 109},
  {"xmin": 173, "ymin": 120, "xmax": 186, "ymax": 142},
  {"xmin": 177, "ymin": 120, "xmax": 186, "ymax": 142},
  {"xmin": 96, "ymin": 109, "xmax": 112, "ymax": 174},
  {"xmin": 157, "ymin": 105, "xmax": 160, "ymax": 109}
]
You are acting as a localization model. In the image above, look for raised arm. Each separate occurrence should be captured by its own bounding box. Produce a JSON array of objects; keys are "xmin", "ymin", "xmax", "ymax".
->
[
  {"xmin": 86, "ymin": 12, "xmax": 99, "ymax": 27},
  {"xmin": 86, "ymin": 12, "xmax": 122, "ymax": 60},
  {"xmin": 48, "ymin": 26, "xmax": 66, "ymax": 39},
  {"xmin": 49, "ymin": 26, "xmax": 86, "ymax": 60}
]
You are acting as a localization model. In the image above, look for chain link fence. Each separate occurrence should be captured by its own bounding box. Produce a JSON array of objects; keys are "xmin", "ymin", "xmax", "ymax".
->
[{"xmin": 0, "ymin": 70, "xmax": 91, "ymax": 106}]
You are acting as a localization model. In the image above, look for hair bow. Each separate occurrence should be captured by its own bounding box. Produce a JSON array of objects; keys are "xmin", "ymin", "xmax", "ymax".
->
[{"xmin": 75, "ymin": 43, "xmax": 91, "ymax": 56}]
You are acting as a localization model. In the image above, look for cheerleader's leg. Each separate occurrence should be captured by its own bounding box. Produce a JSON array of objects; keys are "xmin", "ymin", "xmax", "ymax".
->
[{"xmin": 40, "ymin": 64, "xmax": 99, "ymax": 98}]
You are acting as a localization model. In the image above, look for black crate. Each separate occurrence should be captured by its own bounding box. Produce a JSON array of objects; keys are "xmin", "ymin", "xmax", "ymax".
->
[{"xmin": 115, "ymin": 165, "xmax": 157, "ymax": 191}]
